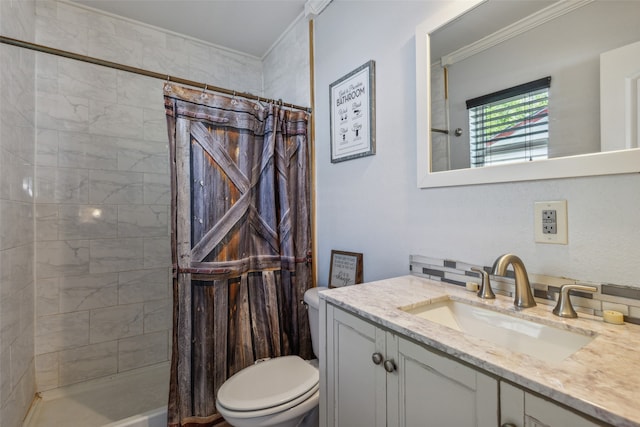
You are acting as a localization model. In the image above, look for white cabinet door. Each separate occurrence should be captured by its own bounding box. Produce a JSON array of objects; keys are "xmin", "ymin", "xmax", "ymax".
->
[
  {"xmin": 389, "ymin": 334, "xmax": 498, "ymax": 427},
  {"xmin": 500, "ymin": 381, "xmax": 601, "ymax": 427},
  {"xmin": 324, "ymin": 305, "xmax": 498, "ymax": 427},
  {"xmin": 325, "ymin": 305, "xmax": 387, "ymax": 427}
]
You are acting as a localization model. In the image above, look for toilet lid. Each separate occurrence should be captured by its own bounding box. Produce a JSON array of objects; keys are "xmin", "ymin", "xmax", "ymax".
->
[{"xmin": 217, "ymin": 355, "xmax": 319, "ymax": 412}]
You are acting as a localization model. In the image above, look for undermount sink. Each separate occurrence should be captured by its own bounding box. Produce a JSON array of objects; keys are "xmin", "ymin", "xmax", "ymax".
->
[{"xmin": 401, "ymin": 298, "xmax": 595, "ymax": 363}]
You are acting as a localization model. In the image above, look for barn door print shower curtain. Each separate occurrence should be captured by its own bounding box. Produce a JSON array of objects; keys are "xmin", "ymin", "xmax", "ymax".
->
[{"xmin": 163, "ymin": 83, "xmax": 313, "ymax": 427}]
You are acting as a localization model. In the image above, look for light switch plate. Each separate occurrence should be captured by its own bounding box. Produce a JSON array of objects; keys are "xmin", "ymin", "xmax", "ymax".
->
[{"xmin": 534, "ymin": 200, "xmax": 568, "ymax": 244}]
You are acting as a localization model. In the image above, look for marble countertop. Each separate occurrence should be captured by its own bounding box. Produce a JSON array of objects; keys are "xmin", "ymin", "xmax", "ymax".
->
[{"xmin": 320, "ymin": 275, "xmax": 640, "ymax": 427}]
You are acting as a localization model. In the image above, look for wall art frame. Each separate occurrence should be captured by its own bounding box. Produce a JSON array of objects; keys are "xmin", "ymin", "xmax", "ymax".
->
[
  {"xmin": 328, "ymin": 250, "xmax": 364, "ymax": 288},
  {"xmin": 329, "ymin": 60, "xmax": 376, "ymax": 163}
]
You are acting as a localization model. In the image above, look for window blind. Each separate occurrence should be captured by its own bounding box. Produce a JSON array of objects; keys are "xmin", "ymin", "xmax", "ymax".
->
[{"xmin": 467, "ymin": 77, "xmax": 551, "ymax": 168}]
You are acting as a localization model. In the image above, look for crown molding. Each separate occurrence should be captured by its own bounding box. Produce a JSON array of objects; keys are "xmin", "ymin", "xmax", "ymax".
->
[
  {"xmin": 441, "ymin": 0, "xmax": 593, "ymax": 66},
  {"xmin": 305, "ymin": 0, "xmax": 333, "ymax": 18}
]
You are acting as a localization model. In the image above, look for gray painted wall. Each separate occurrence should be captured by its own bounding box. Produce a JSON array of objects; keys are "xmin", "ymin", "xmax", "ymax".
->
[{"xmin": 314, "ymin": 0, "xmax": 640, "ymax": 289}]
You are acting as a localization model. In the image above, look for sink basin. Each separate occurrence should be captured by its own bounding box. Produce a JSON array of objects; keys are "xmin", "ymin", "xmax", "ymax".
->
[{"xmin": 402, "ymin": 298, "xmax": 595, "ymax": 363}]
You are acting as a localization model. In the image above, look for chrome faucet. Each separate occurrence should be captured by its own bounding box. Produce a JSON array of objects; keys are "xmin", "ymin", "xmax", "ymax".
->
[{"xmin": 491, "ymin": 254, "xmax": 536, "ymax": 308}]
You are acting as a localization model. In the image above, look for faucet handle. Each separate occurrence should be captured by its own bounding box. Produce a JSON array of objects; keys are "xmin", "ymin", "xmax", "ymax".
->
[
  {"xmin": 471, "ymin": 267, "xmax": 495, "ymax": 300},
  {"xmin": 552, "ymin": 284, "xmax": 597, "ymax": 318}
]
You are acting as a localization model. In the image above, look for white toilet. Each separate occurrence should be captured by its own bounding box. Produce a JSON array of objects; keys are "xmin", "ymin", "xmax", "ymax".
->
[{"xmin": 216, "ymin": 286, "xmax": 327, "ymax": 427}]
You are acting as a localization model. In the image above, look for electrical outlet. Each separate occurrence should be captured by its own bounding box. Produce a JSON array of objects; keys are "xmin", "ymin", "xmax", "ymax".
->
[
  {"xmin": 534, "ymin": 201, "xmax": 568, "ymax": 244},
  {"xmin": 542, "ymin": 209, "xmax": 557, "ymax": 234}
]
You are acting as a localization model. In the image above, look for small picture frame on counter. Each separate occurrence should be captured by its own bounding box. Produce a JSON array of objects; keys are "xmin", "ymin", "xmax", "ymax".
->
[{"xmin": 329, "ymin": 250, "xmax": 363, "ymax": 288}]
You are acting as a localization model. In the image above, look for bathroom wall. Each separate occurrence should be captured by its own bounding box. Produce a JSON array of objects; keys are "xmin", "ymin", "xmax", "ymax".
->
[
  {"xmin": 0, "ymin": 0, "xmax": 37, "ymax": 425},
  {"xmin": 313, "ymin": 1, "xmax": 640, "ymax": 289},
  {"xmin": 262, "ymin": 14, "xmax": 311, "ymax": 108},
  {"xmin": 32, "ymin": 0, "xmax": 263, "ymax": 392}
]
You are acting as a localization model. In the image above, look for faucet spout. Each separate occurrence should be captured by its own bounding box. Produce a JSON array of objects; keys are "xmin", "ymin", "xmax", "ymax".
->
[{"xmin": 491, "ymin": 254, "xmax": 536, "ymax": 308}]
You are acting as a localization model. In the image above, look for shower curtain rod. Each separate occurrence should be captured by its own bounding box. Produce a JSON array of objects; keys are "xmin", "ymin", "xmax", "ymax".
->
[{"xmin": 0, "ymin": 35, "xmax": 312, "ymax": 113}]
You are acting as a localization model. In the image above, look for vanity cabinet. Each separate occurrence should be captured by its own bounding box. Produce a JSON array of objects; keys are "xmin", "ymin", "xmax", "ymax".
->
[
  {"xmin": 322, "ymin": 304, "xmax": 499, "ymax": 427},
  {"xmin": 500, "ymin": 382, "xmax": 601, "ymax": 427}
]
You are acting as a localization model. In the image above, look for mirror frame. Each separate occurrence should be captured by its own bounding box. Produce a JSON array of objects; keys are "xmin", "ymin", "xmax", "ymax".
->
[{"xmin": 416, "ymin": 1, "xmax": 640, "ymax": 188}]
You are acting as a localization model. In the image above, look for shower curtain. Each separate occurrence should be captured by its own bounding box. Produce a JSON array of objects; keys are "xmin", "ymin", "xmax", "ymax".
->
[{"xmin": 163, "ymin": 83, "xmax": 313, "ymax": 427}]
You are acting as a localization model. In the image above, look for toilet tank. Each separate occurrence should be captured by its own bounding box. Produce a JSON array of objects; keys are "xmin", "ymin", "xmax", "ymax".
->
[{"xmin": 303, "ymin": 286, "xmax": 327, "ymax": 358}]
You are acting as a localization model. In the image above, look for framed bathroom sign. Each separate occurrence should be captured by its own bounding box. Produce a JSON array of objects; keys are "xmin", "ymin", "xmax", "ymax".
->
[
  {"xmin": 328, "ymin": 250, "xmax": 363, "ymax": 288},
  {"xmin": 329, "ymin": 60, "xmax": 376, "ymax": 163}
]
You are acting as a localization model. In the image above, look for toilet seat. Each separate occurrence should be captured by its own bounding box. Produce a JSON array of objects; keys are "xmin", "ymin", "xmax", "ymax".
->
[{"xmin": 216, "ymin": 355, "xmax": 319, "ymax": 416}]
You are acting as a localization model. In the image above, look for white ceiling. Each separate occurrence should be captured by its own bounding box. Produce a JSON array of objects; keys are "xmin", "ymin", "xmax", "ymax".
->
[{"xmin": 73, "ymin": 0, "xmax": 307, "ymax": 58}]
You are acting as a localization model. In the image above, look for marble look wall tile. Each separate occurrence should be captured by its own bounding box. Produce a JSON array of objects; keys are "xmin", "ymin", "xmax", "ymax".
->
[
  {"xmin": 0, "ymin": 147, "xmax": 11, "ymax": 201},
  {"xmin": 35, "ymin": 352, "xmax": 59, "ymax": 392},
  {"xmin": 19, "ymin": 278, "xmax": 35, "ymax": 329},
  {"xmin": 143, "ymin": 237, "xmax": 171, "ymax": 268},
  {"xmin": 88, "ymin": 100, "xmax": 144, "ymax": 139},
  {"xmin": 36, "ymin": 277, "xmax": 59, "ymax": 317},
  {"xmin": 58, "ymin": 204, "xmax": 118, "ymax": 240},
  {"xmin": 35, "ymin": 0, "xmax": 57, "ymax": 18},
  {"xmin": 2, "ymin": 361, "xmax": 36, "ymax": 427},
  {"xmin": 35, "ymin": 311, "xmax": 89, "ymax": 354},
  {"xmin": 59, "ymin": 341, "xmax": 118, "ymax": 386},
  {"xmin": 35, "ymin": 51, "xmax": 58, "ymax": 82},
  {"xmin": 143, "ymin": 108, "xmax": 169, "ymax": 143},
  {"xmin": 0, "ymin": 343, "xmax": 9, "ymax": 407},
  {"xmin": 89, "ymin": 303, "xmax": 143, "ymax": 343},
  {"xmin": 58, "ymin": 131, "xmax": 118, "ymax": 170},
  {"xmin": 6, "ymin": 152, "xmax": 35, "ymax": 203},
  {"xmin": 35, "ymin": 14, "xmax": 88, "ymax": 56},
  {"xmin": 0, "ymin": 101, "xmax": 26, "ymax": 156},
  {"xmin": 88, "ymin": 27, "xmax": 143, "ymax": 69},
  {"xmin": 36, "ymin": 68, "xmax": 59, "ymax": 95},
  {"xmin": 118, "ymin": 331, "xmax": 168, "ymax": 371},
  {"xmin": 88, "ymin": 170, "xmax": 143, "ymax": 204},
  {"xmin": 143, "ymin": 173, "xmax": 170, "ymax": 205},
  {"xmin": 10, "ymin": 326, "xmax": 34, "ymax": 389},
  {"xmin": 141, "ymin": 44, "xmax": 190, "ymax": 82},
  {"xmin": 0, "ymin": 242, "xmax": 34, "ymax": 296},
  {"xmin": 36, "ymin": 128, "xmax": 59, "ymax": 167},
  {"xmin": 118, "ymin": 268, "xmax": 169, "ymax": 304},
  {"xmin": 116, "ymin": 137, "xmax": 168, "ymax": 173},
  {"xmin": 0, "ymin": 0, "xmax": 35, "ymax": 40},
  {"xmin": 0, "ymin": 200, "xmax": 34, "ymax": 250},
  {"xmin": 54, "ymin": 1, "xmax": 98, "ymax": 29},
  {"xmin": 90, "ymin": 9, "xmax": 166, "ymax": 50},
  {"xmin": 36, "ymin": 239, "xmax": 90, "ymax": 279},
  {"xmin": 5, "ymin": 121, "xmax": 36, "ymax": 166},
  {"xmin": 143, "ymin": 298, "xmax": 171, "ymax": 333},
  {"xmin": 116, "ymin": 72, "xmax": 166, "ymax": 111},
  {"xmin": 89, "ymin": 237, "xmax": 144, "ymax": 274},
  {"xmin": 36, "ymin": 91, "xmax": 89, "ymax": 132},
  {"xmin": 60, "ymin": 273, "xmax": 118, "ymax": 312},
  {"xmin": 35, "ymin": 204, "xmax": 58, "ymax": 241},
  {"xmin": 117, "ymin": 205, "xmax": 168, "ymax": 238},
  {"xmin": 263, "ymin": 18, "xmax": 310, "ymax": 103},
  {"xmin": 1, "ymin": 286, "xmax": 20, "ymax": 345},
  {"xmin": 58, "ymin": 59, "xmax": 117, "ymax": 103},
  {"xmin": 35, "ymin": 166, "xmax": 89, "ymax": 204}
]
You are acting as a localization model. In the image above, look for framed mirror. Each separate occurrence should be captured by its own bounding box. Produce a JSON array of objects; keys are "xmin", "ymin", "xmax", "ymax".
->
[{"xmin": 416, "ymin": 0, "xmax": 640, "ymax": 188}]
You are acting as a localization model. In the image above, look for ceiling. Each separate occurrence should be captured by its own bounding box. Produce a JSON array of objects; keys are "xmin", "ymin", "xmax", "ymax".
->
[{"xmin": 73, "ymin": 0, "xmax": 307, "ymax": 58}]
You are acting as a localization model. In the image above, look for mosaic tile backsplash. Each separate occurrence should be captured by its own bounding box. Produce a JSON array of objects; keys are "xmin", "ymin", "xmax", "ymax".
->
[{"xmin": 410, "ymin": 255, "xmax": 640, "ymax": 325}]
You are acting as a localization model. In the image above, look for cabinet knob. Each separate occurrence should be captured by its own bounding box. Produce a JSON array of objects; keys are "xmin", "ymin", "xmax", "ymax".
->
[
  {"xmin": 383, "ymin": 359, "xmax": 396, "ymax": 373},
  {"xmin": 371, "ymin": 352, "xmax": 384, "ymax": 365},
  {"xmin": 501, "ymin": 424, "xmax": 517, "ymax": 427}
]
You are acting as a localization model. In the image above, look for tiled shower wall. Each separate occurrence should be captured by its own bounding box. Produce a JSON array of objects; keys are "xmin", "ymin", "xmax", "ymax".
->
[
  {"xmin": 0, "ymin": 0, "xmax": 37, "ymax": 425},
  {"xmin": 33, "ymin": 0, "xmax": 263, "ymax": 392}
]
